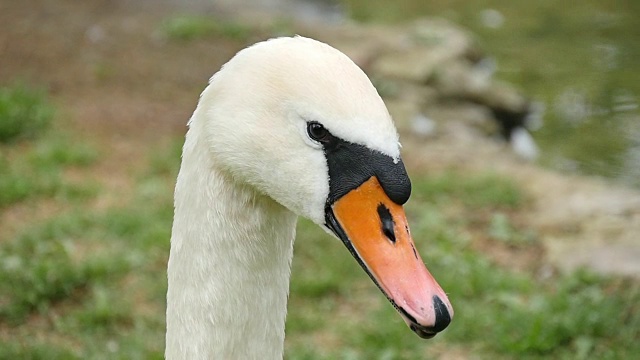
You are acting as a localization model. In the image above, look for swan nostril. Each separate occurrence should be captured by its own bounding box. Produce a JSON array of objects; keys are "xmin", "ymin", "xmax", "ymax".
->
[
  {"xmin": 377, "ymin": 203, "xmax": 396, "ymax": 243},
  {"xmin": 432, "ymin": 295, "xmax": 452, "ymax": 333}
]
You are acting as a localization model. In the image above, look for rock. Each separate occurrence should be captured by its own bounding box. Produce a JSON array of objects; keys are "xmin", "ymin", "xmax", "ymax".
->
[
  {"xmin": 422, "ymin": 102, "xmax": 497, "ymax": 137},
  {"xmin": 543, "ymin": 205, "xmax": 640, "ymax": 277},
  {"xmin": 431, "ymin": 59, "xmax": 539, "ymax": 149},
  {"xmin": 385, "ymin": 98, "xmax": 423, "ymax": 134},
  {"xmin": 372, "ymin": 46, "xmax": 449, "ymax": 83},
  {"xmin": 411, "ymin": 18, "xmax": 482, "ymax": 63},
  {"xmin": 500, "ymin": 164, "xmax": 640, "ymax": 277},
  {"xmin": 433, "ymin": 60, "xmax": 528, "ymax": 113},
  {"xmin": 410, "ymin": 114, "xmax": 437, "ymax": 138},
  {"xmin": 510, "ymin": 127, "xmax": 539, "ymax": 160},
  {"xmin": 318, "ymin": 23, "xmax": 411, "ymax": 71},
  {"xmin": 331, "ymin": 39, "xmax": 380, "ymax": 70},
  {"xmin": 370, "ymin": 18, "xmax": 480, "ymax": 83},
  {"xmin": 431, "ymin": 60, "xmax": 491, "ymax": 98}
]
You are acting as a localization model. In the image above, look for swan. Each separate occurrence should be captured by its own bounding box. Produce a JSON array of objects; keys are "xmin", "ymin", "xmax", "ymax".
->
[{"xmin": 166, "ymin": 36, "xmax": 453, "ymax": 359}]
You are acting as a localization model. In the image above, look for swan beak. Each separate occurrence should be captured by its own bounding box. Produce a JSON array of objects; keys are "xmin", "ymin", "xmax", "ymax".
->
[{"xmin": 325, "ymin": 176, "xmax": 453, "ymax": 338}]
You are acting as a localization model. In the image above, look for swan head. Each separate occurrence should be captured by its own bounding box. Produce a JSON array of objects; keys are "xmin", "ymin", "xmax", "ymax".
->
[{"xmin": 192, "ymin": 36, "xmax": 453, "ymax": 338}]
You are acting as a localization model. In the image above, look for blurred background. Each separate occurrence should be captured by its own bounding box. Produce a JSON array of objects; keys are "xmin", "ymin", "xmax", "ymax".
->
[{"xmin": 0, "ymin": 0, "xmax": 638, "ymax": 359}]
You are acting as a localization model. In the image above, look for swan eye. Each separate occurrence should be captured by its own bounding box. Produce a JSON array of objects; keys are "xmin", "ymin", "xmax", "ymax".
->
[{"xmin": 307, "ymin": 122, "xmax": 331, "ymax": 143}]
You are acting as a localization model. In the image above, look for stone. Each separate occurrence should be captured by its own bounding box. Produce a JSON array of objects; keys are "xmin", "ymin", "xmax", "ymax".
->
[
  {"xmin": 370, "ymin": 18, "xmax": 480, "ymax": 84},
  {"xmin": 372, "ymin": 46, "xmax": 452, "ymax": 83}
]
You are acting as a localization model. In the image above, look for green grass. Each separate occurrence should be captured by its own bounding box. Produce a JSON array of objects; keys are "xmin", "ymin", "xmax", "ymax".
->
[
  {"xmin": 412, "ymin": 172, "xmax": 524, "ymax": 209},
  {"xmin": 0, "ymin": 85, "xmax": 98, "ymax": 206},
  {"xmin": 28, "ymin": 136, "xmax": 98, "ymax": 169},
  {"xmin": 0, "ymin": 141, "xmax": 98, "ymax": 207},
  {"xmin": 0, "ymin": 212, "xmax": 130, "ymax": 324},
  {"xmin": 0, "ymin": 341, "xmax": 78, "ymax": 360},
  {"xmin": 488, "ymin": 212, "xmax": 536, "ymax": 246},
  {"xmin": 1, "ymin": 112, "xmax": 638, "ymax": 357},
  {"xmin": 0, "ymin": 111, "xmax": 174, "ymax": 357},
  {"xmin": 0, "ymin": 110, "xmax": 99, "ymax": 207},
  {"xmin": 159, "ymin": 15, "xmax": 251, "ymax": 41},
  {"xmin": 0, "ymin": 83, "xmax": 53, "ymax": 143}
]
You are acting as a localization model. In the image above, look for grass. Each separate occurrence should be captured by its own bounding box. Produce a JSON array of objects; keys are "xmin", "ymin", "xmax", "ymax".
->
[
  {"xmin": 159, "ymin": 15, "xmax": 251, "ymax": 41},
  {"xmin": 0, "ymin": 83, "xmax": 53, "ymax": 143},
  {"xmin": 0, "ymin": 84, "xmax": 98, "ymax": 207},
  {"xmin": 0, "ymin": 133, "xmax": 98, "ymax": 207},
  {"xmin": 0, "ymin": 214, "xmax": 129, "ymax": 323},
  {"xmin": 1, "ymin": 85, "xmax": 638, "ymax": 358}
]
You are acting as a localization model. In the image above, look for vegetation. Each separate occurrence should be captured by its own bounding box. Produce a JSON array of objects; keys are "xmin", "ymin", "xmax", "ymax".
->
[
  {"xmin": 1, "ymin": 85, "xmax": 638, "ymax": 358},
  {"xmin": 0, "ymin": 134, "xmax": 97, "ymax": 207},
  {"xmin": 160, "ymin": 15, "xmax": 251, "ymax": 41},
  {"xmin": 0, "ymin": 84, "xmax": 53, "ymax": 143}
]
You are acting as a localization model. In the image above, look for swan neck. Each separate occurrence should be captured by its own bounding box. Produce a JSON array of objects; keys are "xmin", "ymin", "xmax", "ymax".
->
[{"xmin": 166, "ymin": 128, "xmax": 297, "ymax": 359}]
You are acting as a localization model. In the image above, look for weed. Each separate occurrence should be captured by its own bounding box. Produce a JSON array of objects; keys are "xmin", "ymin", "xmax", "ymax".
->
[
  {"xmin": 69, "ymin": 284, "xmax": 134, "ymax": 332},
  {"xmin": 0, "ymin": 165, "xmax": 61, "ymax": 207},
  {"xmin": 29, "ymin": 136, "xmax": 98, "ymax": 169},
  {"xmin": 412, "ymin": 172, "xmax": 524, "ymax": 209},
  {"xmin": 0, "ymin": 341, "xmax": 78, "ymax": 360},
  {"xmin": 0, "ymin": 83, "xmax": 53, "ymax": 143},
  {"xmin": 0, "ymin": 134, "xmax": 99, "ymax": 207},
  {"xmin": 268, "ymin": 18, "xmax": 295, "ymax": 37},
  {"xmin": 160, "ymin": 16, "xmax": 251, "ymax": 41},
  {"xmin": 489, "ymin": 212, "xmax": 536, "ymax": 246},
  {"xmin": 0, "ymin": 213, "xmax": 131, "ymax": 324}
]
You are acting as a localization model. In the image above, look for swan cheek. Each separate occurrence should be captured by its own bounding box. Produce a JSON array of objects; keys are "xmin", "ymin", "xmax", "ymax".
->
[{"xmin": 325, "ymin": 176, "xmax": 453, "ymax": 339}]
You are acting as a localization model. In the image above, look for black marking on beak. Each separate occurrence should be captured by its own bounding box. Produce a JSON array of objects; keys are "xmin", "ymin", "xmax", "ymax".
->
[
  {"xmin": 410, "ymin": 243, "xmax": 418, "ymax": 260},
  {"xmin": 396, "ymin": 296, "xmax": 452, "ymax": 339},
  {"xmin": 377, "ymin": 203, "xmax": 396, "ymax": 243},
  {"xmin": 432, "ymin": 295, "xmax": 452, "ymax": 333},
  {"xmin": 314, "ymin": 128, "xmax": 410, "ymax": 206}
]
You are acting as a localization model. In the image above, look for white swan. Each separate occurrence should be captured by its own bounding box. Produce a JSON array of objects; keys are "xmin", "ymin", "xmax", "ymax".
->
[{"xmin": 166, "ymin": 36, "xmax": 453, "ymax": 359}]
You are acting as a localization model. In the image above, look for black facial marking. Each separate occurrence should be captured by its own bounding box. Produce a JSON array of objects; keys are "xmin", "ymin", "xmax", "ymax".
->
[
  {"xmin": 377, "ymin": 203, "xmax": 396, "ymax": 243},
  {"xmin": 309, "ymin": 122, "xmax": 411, "ymax": 205}
]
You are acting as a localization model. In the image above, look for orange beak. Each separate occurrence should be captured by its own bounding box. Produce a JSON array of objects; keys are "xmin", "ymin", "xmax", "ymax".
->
[{"xmin": 326, "ymin": 176, "xmax": 453, "ymax": 338}]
